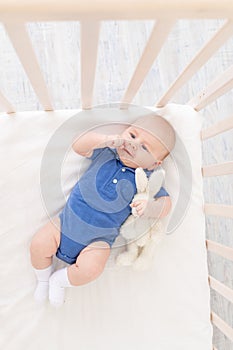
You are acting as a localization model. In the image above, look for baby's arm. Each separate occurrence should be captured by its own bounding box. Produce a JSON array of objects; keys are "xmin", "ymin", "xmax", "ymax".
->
[
  {"xmin": 72, "ymin": 131, "xmax": 123, "ymax": 157},
  {"xmin": 130, "ymin": 196, "xmax": 172, "ymax": 218}
]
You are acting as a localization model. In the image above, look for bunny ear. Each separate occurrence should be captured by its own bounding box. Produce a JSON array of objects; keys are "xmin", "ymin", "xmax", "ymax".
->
[
  {"xmin": 148, "ymin": 168, "xmax": 166, "ymax": 197},
  {"xmin": 135, "ymin": 167, "xmax": 148, "ymax": 193}
]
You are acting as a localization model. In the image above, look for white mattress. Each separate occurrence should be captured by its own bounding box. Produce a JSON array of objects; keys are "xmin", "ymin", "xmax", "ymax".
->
[{"xmin": 0, "ymin": 103, "xmax": 213, "ymax": 350}]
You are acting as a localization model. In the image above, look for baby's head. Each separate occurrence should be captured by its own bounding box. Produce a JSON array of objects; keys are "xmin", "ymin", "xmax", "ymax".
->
[{"xmin": 117, "ymin": 113, "xmax": 176, "ymax": 170}]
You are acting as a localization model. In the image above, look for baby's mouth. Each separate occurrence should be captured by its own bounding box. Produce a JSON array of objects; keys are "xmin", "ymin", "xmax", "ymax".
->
[{"xmin": 121, "ymin": 146, "xmax": 132, "ymax": 157}]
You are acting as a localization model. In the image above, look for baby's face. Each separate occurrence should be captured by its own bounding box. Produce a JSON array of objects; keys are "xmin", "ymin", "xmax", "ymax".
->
[{"xmin": 117, "ymin": 125, "xmax": 166, "ymax": 170}]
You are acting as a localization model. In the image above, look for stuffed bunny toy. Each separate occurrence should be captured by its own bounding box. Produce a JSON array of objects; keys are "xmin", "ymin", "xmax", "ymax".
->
[{"xmin": 116, "ymin": 167, "xmax": 165, "ymax": 271}]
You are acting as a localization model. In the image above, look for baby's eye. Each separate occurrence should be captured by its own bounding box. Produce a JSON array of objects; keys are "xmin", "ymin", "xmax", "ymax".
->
[
  {"xmin": 142, "ymin": 144, "xmax": 148, "ymax": 151},
  {"xmin": 130, "ymin": 132, "xmax": 136, "ymax": 139}
]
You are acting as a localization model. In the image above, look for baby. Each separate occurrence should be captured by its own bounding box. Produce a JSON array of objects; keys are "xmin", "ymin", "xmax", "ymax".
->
[{"xmin": 30, "ymin": 113, "xmax": 176, "ymax": 307}]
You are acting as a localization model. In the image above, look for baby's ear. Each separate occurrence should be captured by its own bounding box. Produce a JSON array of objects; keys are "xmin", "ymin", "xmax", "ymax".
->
[
  {"xmin": 147, "ymin": 160, "xmax": 162, "ymax": 170},
  {"xmin": 135, "ymin": 168, "xmax": 148, "ymax": 193}
]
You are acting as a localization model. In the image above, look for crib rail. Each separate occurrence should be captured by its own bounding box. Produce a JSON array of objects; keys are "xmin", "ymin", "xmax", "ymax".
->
[
  {"xmin": 0, "ymin": 1, "xmax": 233, "ymax": 21},
  {"xmin": 188, "ymin": 64, "xmax": 233, "ymax": 111},
  {"xmin": 0, "ymin": 6, "xmax": 233, "ymax": 113},
  {"xmin": 121, "ymin": 20, "xmax": 175, "ymax": 106},
  {"xmin": 205, "ymin": 190, "xmax": 232, "ymax": 340},
  {"xmin": 202, "ymin": 161, "xmax": 233, "ymax": 177},
  {"xmin": 207, "ymin": 239, "xmax": 233, "ymax": 313},
  {"xmin": 207, "ymin": 238, "xmax": 233, "ymax": 345},
  {"xmin": 3, "ymin": 22, "xmax": 53, "ymax": 112},
  {"xmin": 211, "ymin": 313, "xmax": 233, "ymax": 343},
  {"xmin": 206, "ymin": 240, "xmax": 233, "ymax": 262},
  {"xmin": 203, "ymin": 99, "xmax": 233, "ymax": 348},
  {"xmin": 201, "ymin": 116, "xmax": 233, "ymax": 140},
  {"xmin": 204, "ymin": 204, "xmax": 233, "ymax": 218},
  {"xmin": 157, "ymin": 20, "xmax": 233, "ymax": 107},
  {"xmin": 81, "ymin": 21, "xmax": 100, "ymax": 109},
  {"xmin": 0, "ymin": 91, "xmax": 14, "ymax": 113},
  {"xmin": 209, "ymin": 276, "xmax": 233, "ymax": 304}
]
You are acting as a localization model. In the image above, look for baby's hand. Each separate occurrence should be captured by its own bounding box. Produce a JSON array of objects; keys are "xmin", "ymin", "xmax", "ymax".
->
[
  {"xmin": 130, "ymin": 199, "xmax": 148, "ymax": 217},
  {"xmin": 105, "ymin": 135, "xmax": 124, "ymax": 148}
]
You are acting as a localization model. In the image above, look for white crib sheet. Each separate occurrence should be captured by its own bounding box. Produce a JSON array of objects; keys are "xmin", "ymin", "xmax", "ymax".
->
[{"xmin": 0, "ymin": 104, "xmax": 213, "ymax": 350}]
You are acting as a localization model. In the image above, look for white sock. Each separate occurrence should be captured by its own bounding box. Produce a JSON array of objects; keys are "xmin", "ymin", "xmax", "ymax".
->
[
  {"xmin": 33, "ymin": 265, "xmax": 54, "ymax": 304},
  {"xmin": 49, "ymin": 267, "xmax": 73, "ymax": 308}
]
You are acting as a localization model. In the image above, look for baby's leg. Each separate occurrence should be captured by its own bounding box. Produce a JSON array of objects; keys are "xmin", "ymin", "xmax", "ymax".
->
[
  {"xmin": 49, "ymin": 241, "xmax": 110, "ymax": 307},
  {"xmin": 30, "ymin": 216, "xmax": 61, "ymax": 269},
  {"xmin": 30, "ymin": 217, "xmax": 61, "ymax": 303},
  {"xmin": 69, "ymin": 241, "xmax": 111, "ymax": 285}
]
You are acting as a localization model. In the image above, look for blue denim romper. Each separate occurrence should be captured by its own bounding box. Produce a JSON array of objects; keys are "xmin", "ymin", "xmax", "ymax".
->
[{"xmin": 56, "ymin": 148, "xmax": 168, "ymax": 264}]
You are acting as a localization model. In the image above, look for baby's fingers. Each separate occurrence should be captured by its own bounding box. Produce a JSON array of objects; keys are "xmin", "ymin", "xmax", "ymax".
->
[
  {"xmin": 130, "ymin": 201, "xmax": 141, "ymax": 208},
  {"xmin": 113, "ymin": 137, "xmax": 124, "ymax": 147},
  {"xmin": 105, "ymin": 135, "xmax": 123, "ymax": 148},
  {"xmin": 137, "ymin": 208, "xmax": 144, "ymax": 216}
]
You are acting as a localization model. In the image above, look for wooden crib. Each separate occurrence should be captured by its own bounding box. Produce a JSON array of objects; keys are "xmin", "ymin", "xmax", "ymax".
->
[{"xmin": 0, "ymin": 2, "xmax": 233, "ymax": 349}]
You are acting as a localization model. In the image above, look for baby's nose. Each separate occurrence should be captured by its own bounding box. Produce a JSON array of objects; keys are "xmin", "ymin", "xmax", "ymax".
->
[{"xmin": 127, "ymin": 140, "xmax": 137, "ymax": 150}]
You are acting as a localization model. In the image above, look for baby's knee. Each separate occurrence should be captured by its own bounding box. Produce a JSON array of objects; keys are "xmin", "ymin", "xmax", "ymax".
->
[
  {"xmin": 30, "ymin": 229, "xmax": 58, "ymax": 257},
  {"xmin": 83, "ymin": 260, "xmax": 105, "ymax": 280},
  {"xmin": 30, "ymin": 234, "xmax": 47, "ymax": 256},
  {"xmin": 75, "ymin": 255, "xmax": 108, "ymax": 283}
]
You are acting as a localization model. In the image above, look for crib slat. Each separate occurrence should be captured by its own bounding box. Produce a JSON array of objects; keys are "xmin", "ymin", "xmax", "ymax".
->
[
  {"xmin": 80, "ymin": 21, "xmax": 100, "ymax": 109},
  {"xmin": 206, "ymin": 240, "xmax": 233, "ymax": 261},
  {"xmin": 3, "ymin": 22, "xmax": 53, "ymax": 111},
  {"xmin": 204, "ymin": 204, "xmax": 233, "ymax": 218},
  {"xmin": 201, "ymin": 115, "xmax": 233, "ymax": 140},
  {"xmin": 156, "ymin": 20, "xmax": 233, "ymax": 106},
  {"xmin": 188, "ymin": 64, "xmax": 233, "ymax": 111},
  {"xmin": 209, "ymin": 275, "xmax": 233, "ymax": 304},
  {"xmin": 0, "ymin": 91, "xmax": 15, "ymax": 114},
  {"xmin": 202, "ymin": 161, "xmax": 233, "ymax": 177},
  {"xmin": 121, "ymin": 20, "xmax": 175, "ymax": 107},
  {"xmin": 211, "ymin": 312, "xmax": 233, "ymax": 342}
]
